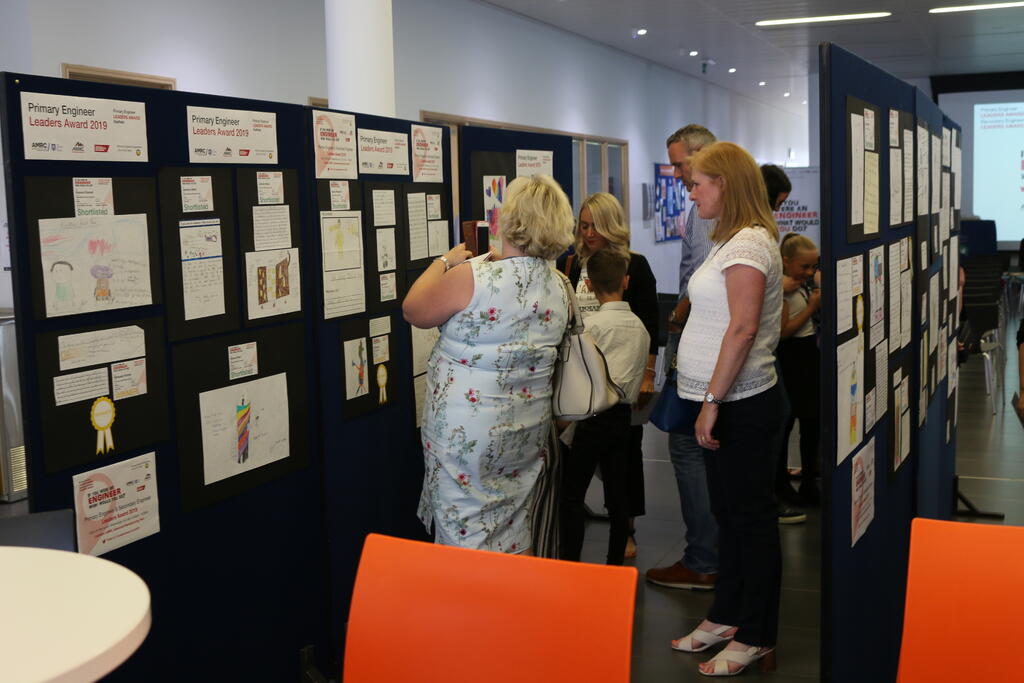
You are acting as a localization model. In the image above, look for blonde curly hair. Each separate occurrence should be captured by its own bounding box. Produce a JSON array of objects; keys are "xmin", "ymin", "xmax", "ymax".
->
[{"xmin": 498, "ymin": 175, "xmax": 575, "ymax": 260}]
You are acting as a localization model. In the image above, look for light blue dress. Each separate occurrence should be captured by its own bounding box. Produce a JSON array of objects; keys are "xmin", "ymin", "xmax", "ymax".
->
[{"xmin": 417, "ymin": 256, "xmax": 569, "ymax": 552}]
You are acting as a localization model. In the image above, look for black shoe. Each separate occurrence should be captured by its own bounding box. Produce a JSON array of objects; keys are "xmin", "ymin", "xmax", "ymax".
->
[{"xmin": 778, "ymin": 506, "xmax": 807, "ymax": 524}]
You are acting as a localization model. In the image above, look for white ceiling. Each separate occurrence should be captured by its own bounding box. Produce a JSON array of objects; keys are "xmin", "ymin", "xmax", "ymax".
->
[{"xmin": 481, "ymin": 0, "xmax": 1024, "ymax": 115}]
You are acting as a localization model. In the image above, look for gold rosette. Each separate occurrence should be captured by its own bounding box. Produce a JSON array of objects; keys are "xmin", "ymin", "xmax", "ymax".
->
[{"xmin": 90, "ymin": 396, "xmax": 116, "ymax": 454}]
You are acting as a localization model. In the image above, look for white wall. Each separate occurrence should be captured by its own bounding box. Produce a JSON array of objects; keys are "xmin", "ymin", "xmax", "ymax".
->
[
  {"xmin": 0, "ymin": 0, "xmax": 35, "ymax": 309},
  {"xmin": 392, "ymin": 0, "xmax": 809, "ymax": 289},
  {"xmin": 1, "ymin": 0, "xmax": 811, "ymax": 294},
  {"xmin": 15, "ymin": 0, "xmax": 328, "ymax": 104}
]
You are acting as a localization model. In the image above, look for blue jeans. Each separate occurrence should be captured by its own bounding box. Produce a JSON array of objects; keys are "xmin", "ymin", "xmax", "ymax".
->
[{"xmin": 666, "ymin": 332, "xmax": 718, "ymax": 574}]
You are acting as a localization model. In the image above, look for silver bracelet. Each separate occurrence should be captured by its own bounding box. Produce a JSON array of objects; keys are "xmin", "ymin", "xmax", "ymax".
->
[{"xmin": 435, "ymin": 255, "xmax": 450, "ymax": 271}]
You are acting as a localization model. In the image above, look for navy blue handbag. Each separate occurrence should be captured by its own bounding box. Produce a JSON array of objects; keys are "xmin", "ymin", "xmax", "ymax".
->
[{"xmin": 649, "ymin": 370, "xmax": 699, "ymax": 435}]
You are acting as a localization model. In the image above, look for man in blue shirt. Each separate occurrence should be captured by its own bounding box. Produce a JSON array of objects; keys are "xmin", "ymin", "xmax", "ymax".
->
[{"xmin": 646, "ymin": 124, "xmax": 721, "ymax": 590}]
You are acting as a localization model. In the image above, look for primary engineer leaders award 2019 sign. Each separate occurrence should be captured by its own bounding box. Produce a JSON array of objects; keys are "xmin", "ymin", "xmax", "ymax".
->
[
  {"xmin": 21, "ymin": 91, "xmax": 148, "ymax": 162},
  {"xmin": 187, "ymin": 105, "xmax": 278, "ymax": 164}
]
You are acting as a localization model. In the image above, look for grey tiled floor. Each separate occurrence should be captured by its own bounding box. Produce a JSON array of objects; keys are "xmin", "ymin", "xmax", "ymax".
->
[
  {"xmin": 578, "ymin": 321, "xmax": 1024, "ymax": 682},
  {"xmin": 579, "ymin": 427, "xmax": 821, "ymax": 682}
]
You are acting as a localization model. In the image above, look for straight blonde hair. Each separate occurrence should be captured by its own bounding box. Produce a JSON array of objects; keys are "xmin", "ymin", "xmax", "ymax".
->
[
  {"xmin": 575, "ymin": 192, "xmax": 631, "ymax": 262},
  {"xmin": 690, "ymin": 142, "xmax": 780, "ymax": 244}
]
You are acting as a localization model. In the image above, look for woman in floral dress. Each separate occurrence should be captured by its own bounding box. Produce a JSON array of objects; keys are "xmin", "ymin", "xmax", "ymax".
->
[{"xmin": 403, "ymin": 175, "xmax": 575, "ymax": 553}]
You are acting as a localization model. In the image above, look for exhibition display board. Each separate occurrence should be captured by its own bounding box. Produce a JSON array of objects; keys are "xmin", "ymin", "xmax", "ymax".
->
[
  {"xmin": 0, "ymin": 72, "xmax": 451, "ymax": 679},
  {"xmin": 819, "ymin": 44, "xmax": 960, "ymax": 683},
  {"xmin": 458, "ymin": 124, "xmax": 573, "ymax": 236}
]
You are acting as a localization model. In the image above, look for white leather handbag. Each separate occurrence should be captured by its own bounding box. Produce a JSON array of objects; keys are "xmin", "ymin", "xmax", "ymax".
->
[{"xmin": 551, "ymin": 271, "xmax": 625, "ymax": 421}]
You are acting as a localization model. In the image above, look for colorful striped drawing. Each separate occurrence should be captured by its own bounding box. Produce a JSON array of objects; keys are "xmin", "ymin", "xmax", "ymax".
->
[{"xmin": 236, "ymin": 399, "xmax": 251, "ymax": 464}]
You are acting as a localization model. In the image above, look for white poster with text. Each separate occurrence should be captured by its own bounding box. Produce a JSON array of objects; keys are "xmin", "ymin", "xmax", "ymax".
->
[
  {"xmin": 21, "ymin": 92, "xmax": 148, "ymax": 162},
  {"xmin": 73, "ymin": 452, "xmax": 160, "ymax": 556},
  {"xmin": 187, "ymin": 106, "xmax": 277, "ymax": 164},
  {"xmin": 357, "ymin": 128, "xmax": 409, "ymax": 175}
]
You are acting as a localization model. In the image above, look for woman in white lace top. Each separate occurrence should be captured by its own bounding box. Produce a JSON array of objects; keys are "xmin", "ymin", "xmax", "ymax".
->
[{"xmin": 669, "ymin": 142, "xmax": 784, "ymax": 677}]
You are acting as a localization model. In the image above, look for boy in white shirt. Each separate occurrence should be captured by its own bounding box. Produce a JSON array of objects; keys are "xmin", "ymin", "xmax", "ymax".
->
[{"xmin": 560, "ymin": 249, "xmax": 650, "ymax": 565}]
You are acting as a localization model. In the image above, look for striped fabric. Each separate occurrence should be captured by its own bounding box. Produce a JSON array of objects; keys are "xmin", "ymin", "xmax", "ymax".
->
[{"xmin": 529, "ymin": 421, "xmax": 563, "ymax": 559}]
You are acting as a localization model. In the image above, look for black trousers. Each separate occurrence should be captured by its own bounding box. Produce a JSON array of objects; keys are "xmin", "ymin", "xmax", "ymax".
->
[
  {"xmin": 704, "ymin": 385, "xmax": 783, "ymax": 646},
  {"xmin": 628, "ymin": 424, "xmax": 646, "ymax": 517},
  {"xmin": 781, "ymin": 415, "xmax": 820, "ymax": 490},
  {"xmin": 560, "ymin": 404, "xmax": 631, "ymax": 565},
  {"xmin": 778, "ymin": 335, "xmax": 821, "ymax": 488}
]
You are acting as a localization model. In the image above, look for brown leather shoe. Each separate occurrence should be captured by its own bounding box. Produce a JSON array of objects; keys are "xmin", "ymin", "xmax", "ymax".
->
[{"xmin": 645, "ymin": 561, "xmax": 716, "ymax": 591}]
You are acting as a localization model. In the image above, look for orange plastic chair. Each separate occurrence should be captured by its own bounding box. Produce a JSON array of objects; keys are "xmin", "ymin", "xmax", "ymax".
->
[
  {"xmin": 897, "ymin": 518, "xmax": 1024, "ymax": 682},
  {"xmin": 342, "ymin": 533, "xmax": 638, "ymax": 683}
]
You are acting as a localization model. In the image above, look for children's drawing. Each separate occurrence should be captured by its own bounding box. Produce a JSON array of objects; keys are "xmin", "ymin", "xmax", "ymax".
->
[
  {"xmin": 91, "ymin": 265, "xmax": 114, "ymax": 301},
  {"xmin": 39, "ymin": 213, "xmax": 152, "ymax": 318},
  {"xmin": 483, "ymin": 175, "xmax": 506, "ymax": 238},
  {"xmin": 275, "ymin": 253, "xmax": 291, "ymax": 298},
  {"xmin": 50, "ymin": 261, "xmax": 75, "ymax": 312},
  {"xmin": 344, "ymin": 337, "xmax": 369, "ymax": 399},
  {"xmin": 200, "ymin": 373, "xmax": 289, "ymax": 485},
  {"xmin": 245, "ymin": 248, "xmax": 301, "ymax": 320},
  {"xmin": 236, "ymin": 395, "xmax": 251, "ymax": 464},
  {"xmin": 321, "ymin": 213, "xmax": 363, "ymax": 272}
]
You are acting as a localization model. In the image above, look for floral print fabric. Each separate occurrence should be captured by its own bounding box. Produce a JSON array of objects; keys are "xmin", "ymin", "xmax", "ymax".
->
[{"xmin": 418, "ymin": 256, "xmax": 569, "ymax": 552}]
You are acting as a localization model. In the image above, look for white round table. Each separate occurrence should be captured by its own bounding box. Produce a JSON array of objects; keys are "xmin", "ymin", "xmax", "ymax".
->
[{"xmin": 0, "ymin": 546, "xmax": 151, "ymax": 682}]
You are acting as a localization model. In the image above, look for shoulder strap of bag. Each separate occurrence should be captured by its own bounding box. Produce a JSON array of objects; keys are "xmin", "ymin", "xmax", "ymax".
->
[{"xmin": 554, "ymin": 269, "xmax": 584, "ymax": 336}]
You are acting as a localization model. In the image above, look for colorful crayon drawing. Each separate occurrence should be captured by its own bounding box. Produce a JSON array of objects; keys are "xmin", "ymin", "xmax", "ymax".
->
[
  {"xmin": 236, "ymin": 397, "xmax": 251, "ymax": 464},
  {"xmin": 91, "ymin": 264, "xmax": 114, "ymax": 301},
  {"xmin": 199, "ymin": 373, "xmax": 290, "ymax": 485},
  {"xmin": 50, "ymin": 261, "xmax": 75, "ymax": 312},
  {"xmin": 344, "ymin": 337, "xmax": 370, "ymax": 399},
  {"xmin": 38, "ymin": 213, "xmax": 152, "ymax": 318},
  {"xmin": 483, "ymin": 175, "xmax": 506, "ymax": 238}
]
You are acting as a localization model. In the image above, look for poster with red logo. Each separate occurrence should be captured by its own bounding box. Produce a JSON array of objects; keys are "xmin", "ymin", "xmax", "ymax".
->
[
  {"xmin": 357, "ymin": 128, "xmax": 409, "ymax": 175},
  {"xmin": 313, "ymin": 110, "xmax": 358, "ymax": 179},
  {"xmin": 411, "ymin": 124, "xmax": 443, "ymax": 183},
  {"xmin": 21, "ymin": 91, "xmax": 148, "ymax": 162},
  {"xmin": 72, "ymin": 452, "xmax": 160, "ymax": 556},
  {"xmin": 186, "ymin": 105, "xmax": 277, "ymax": 164}
]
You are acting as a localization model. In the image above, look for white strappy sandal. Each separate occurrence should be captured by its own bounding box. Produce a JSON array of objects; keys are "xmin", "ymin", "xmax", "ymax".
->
[
  {"xmin": 670, "ymin": 624, "xmax": 736, "ymax": 653},
  {"xmin": 698, "ymin": 644, "xmax": 776, "ymax": 677}
]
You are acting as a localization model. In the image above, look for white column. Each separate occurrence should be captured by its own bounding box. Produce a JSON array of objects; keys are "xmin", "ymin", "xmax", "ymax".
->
[{"xmin": 324, "ymin": 0, "xmax": 396, "ymax": 117}]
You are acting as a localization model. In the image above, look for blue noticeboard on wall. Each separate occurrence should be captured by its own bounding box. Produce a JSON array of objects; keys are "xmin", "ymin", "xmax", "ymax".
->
[{"xmin": 654, "ymin": 162, "xmax": 685, "ymax": 242}]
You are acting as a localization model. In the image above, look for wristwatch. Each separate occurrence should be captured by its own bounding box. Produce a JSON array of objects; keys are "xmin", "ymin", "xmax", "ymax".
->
[{"xmin": 703, "ymin": 391, "xmax": 724, "ymax": 405}]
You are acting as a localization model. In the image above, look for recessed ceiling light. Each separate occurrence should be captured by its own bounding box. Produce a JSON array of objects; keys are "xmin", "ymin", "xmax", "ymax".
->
[
  {"xmin": 755, "ymin": 12, "xmax": 892, "ymax": 26},
  {"xmin": 689, "ymin": 50, "xmax": 699, "ymax": 56},
  {"xmin": 636, "ymin": 28, "xmax": 648, "ymax": 35},
  {"xmin": 784, "ymin": 92, "xmax": 791, "ymax": 97},
  {"xmin": 728, "ymin": 67, "xmax": 737, "ymax": 73},
  {"xmin": 930, "ymin": 2, "xmax": 1024, "ymax": 12},
  {"xmin": 802, "ymin": 100, "xmax": 808, "ymax": 104},
  {"xmin": 758, "ymin": 81, "xmax": 766, "ymax": 86}
]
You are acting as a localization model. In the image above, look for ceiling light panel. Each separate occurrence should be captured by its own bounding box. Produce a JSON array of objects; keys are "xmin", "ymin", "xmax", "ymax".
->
[
  {"xmin": 930, "ymin": 2, "xmax": 1024, "ymax": 12},
  {"xmin": 755, "ymin": 12, "xmax": 893, "ymax": 27}
]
